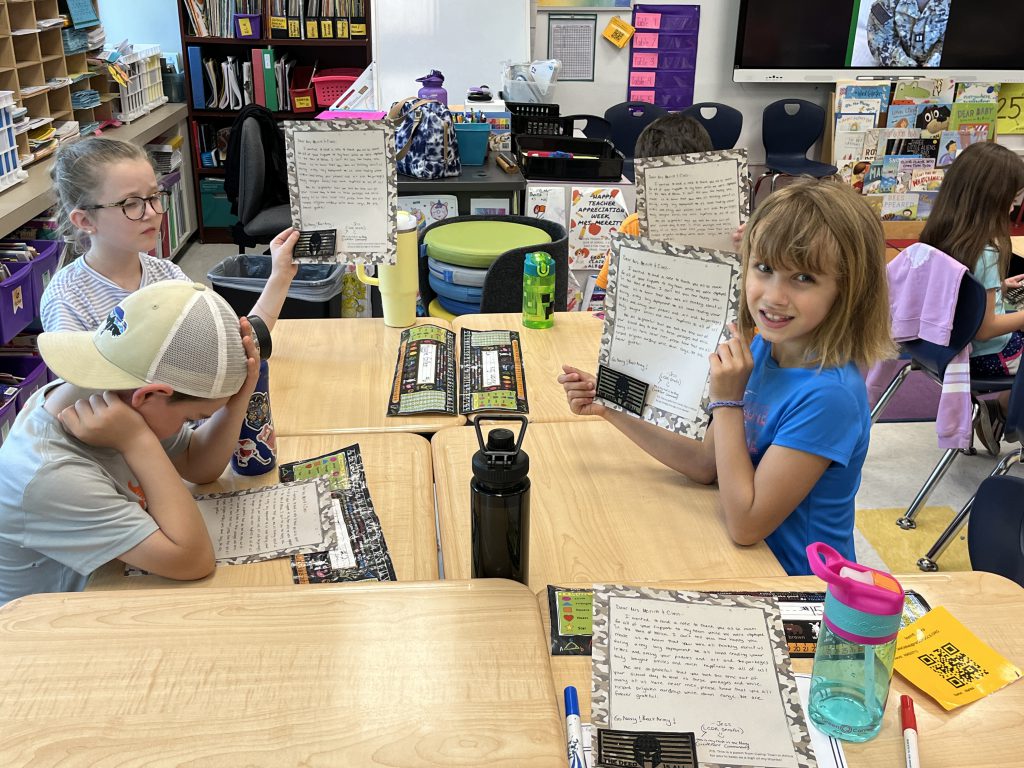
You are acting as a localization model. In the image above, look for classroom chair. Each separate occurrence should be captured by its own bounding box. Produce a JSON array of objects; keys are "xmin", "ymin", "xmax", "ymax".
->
[
  {"xmin": 562, "ymin": 113, "xmax": 611, "ymax": 141},
  {"xmin": 966, "ymin": 474, "xmax": 1024, "ymax": 588},
  {"xmin": 869, "ymin": 262, "xmax": 1017, "ymax": 554},
  {"xmin": 753, "ymin": 99, "xmax": 837, "ymax": 198},
  {"xmin": 920, "ymin": 368, "xmax": 1024, "ymax": 572},
  {"xmin": 230, "ymin": 112, "xmax": 291, "ymax": 248},
  {"xmin": 417, "ymin": 215, "xmax": 568, "ymax": 314},
  {"xmin": 603, "ymin": 101, "xmax": 668, "ymax": 181},
  {"xmin": 680, "ymin": 102, "xmax": 743, "ymax": 150}
]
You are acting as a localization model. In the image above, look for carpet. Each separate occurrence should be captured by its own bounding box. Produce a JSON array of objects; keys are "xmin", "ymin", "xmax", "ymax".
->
[
  {"xmin": 872, "ymin": 363, "xmax": 942, "ymax": 423},
  {"xmin": 855, "ymin": 506, "xmax": 972, "ymax": 573}
]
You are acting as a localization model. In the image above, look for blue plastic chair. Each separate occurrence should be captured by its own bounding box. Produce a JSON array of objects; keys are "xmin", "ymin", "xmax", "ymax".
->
[
  {"xmin": 603, "ymin": 101, "xmax": 669, "ymax": 181},
  {"xmin": 681, "ymin": 102, "xmax": 743, "ymax": 150},
  {"xmin": 920, "ymin": 365, "xmax": 1024, "ymax": 571},
  {"xmin": 755, "ymin": 99, "xmax": 838, "ymax": 195},
  {"xmin": 870, "ymin": 251, "xmax": 1016, "ymax": 557},
  {"xmin": 967, "ymin": 474, "xmax": 1024, "ymax": 587}
]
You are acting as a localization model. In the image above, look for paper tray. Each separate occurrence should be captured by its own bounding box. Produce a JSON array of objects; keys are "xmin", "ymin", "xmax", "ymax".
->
[{"xmin": 515, "ymin": 136, "xmax": 623, "ymax": 181}]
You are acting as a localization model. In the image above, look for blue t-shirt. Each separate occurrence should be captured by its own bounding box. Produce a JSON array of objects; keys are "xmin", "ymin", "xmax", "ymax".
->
[{"xmin": 741, "ymin": 336, "xmax": 870, "ymax": 575}]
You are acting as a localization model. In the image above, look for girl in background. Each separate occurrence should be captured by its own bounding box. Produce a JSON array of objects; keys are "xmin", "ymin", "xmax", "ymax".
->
[
  {"xmin": 919, "ymin": 141, "xmax": 1024, "ymax": 453},
  {"xmin": 41, "ymin": 137, "xmax": 299, "ymax": 332},
  {"xmin": 560, "ymin": 180, "xmax": 893, "ymax": 575}
]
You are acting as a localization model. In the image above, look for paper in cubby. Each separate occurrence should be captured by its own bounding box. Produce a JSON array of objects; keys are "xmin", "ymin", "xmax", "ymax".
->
[{"xmin": 284, "ymin": 118, "xmax": 398, "ymax": 265}]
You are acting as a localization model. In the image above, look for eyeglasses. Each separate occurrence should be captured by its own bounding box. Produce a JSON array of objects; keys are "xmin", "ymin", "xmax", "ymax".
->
[{"xmin": 81, "ymin": 190, "xmax": 171, "ymax": 221}]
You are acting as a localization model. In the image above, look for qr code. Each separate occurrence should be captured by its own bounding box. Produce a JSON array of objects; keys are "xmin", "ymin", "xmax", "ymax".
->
[{"xmin": 918, "ymin": 642, "xmax": 988, "ymax": 688}]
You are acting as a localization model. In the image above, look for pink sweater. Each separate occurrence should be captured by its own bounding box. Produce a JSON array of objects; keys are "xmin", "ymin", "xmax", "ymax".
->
[{"xmin": 866, "ymin": 243, "xmax": 973, "ymax": 449}]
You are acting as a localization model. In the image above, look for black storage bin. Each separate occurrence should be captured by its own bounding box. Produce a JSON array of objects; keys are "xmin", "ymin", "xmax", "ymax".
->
[
  {"xmin": 207, "ymin": 255, "xmax": 344, "ymax": 319},
  {"xmin": 515, "ymin": 135, "xmax": 624, "ymax": 181}
]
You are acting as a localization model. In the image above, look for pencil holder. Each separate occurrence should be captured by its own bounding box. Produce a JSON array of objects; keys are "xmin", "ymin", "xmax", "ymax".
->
[
  {"xmin": 453, "ymin": 123, "xmax": 490, "ymax": 166},
  {"xmin": 233, "ymin": 13, "xmax": 261, "ymax": 40}
]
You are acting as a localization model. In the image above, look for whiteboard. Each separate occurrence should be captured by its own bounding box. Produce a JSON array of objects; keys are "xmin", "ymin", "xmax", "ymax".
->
[{"xmin": 372, "ymin": 0, "xmax": 531, "ymax": 110}]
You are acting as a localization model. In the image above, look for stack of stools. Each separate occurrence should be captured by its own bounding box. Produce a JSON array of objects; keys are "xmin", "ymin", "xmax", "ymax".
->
[{"xmin": 422, "ymin": 220, "xmax": 553, "ymax": 318}]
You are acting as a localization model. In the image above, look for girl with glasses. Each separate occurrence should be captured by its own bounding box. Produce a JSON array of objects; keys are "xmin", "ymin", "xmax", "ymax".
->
[{"xmin": 40, "ymin": 137, "xmax": 299, "ymax": 333}]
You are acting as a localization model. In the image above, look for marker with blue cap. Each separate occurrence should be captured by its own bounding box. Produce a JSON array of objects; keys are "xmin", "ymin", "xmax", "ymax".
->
[{"xmin": 564, "ymin": 685, "xmax": 585, "ymax": 768}]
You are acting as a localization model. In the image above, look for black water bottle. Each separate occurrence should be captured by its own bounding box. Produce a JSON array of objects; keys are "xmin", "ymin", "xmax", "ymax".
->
[{"xmin": 470, "ymin": 415, "xmax": 530, "ymax": 584}]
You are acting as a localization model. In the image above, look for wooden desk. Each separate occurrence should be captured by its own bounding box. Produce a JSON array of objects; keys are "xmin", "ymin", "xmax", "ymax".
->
[
  {"xmin": 433, "ymin": 420, "xmax": 784, "ymax": 587},
  {"xmin": 0, "ymin": 580, "xmax": 564, "ymax": 767},
  {"xmin": 0, "ymin": 104, "xmax": 189, "ymax": 238},
  {"xmin": 453, "ymin": 311, "xmax": 604, "ymax": 424},
  {"xmin": 538, "ymin": 572, "xmax": 1024, "ymax": 768},
  {"xmin": 269, "ymin": 317, "xmax": 465, "ymax": 436},
  {"xmin": 88, "ymin": 432, "xmax": 438, "ymax": 587},
  {"xmin": 1012, "ymin": 235, "xmax": 1023, "ymax": 255}
]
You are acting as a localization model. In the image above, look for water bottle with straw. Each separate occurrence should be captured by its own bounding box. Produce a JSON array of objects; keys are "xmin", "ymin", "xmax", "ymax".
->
[{"xmin": 806, "ymin": 542, "xmax": 904, "ymax": 742}]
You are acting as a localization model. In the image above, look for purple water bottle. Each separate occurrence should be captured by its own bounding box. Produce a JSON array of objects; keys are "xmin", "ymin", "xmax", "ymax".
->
[
  {"xmin": 231, "ymin": 316, "xmax": 276, "ymax": 476},
  {"xmin": 416, "ymin": 70, "xmax": 447, "ymax": 105}
]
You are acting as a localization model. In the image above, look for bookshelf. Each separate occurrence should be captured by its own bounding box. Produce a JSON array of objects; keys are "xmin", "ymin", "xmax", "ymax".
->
[{"xmin": 176, "ymin": 2, "xmax": 373, "ymax": 243}]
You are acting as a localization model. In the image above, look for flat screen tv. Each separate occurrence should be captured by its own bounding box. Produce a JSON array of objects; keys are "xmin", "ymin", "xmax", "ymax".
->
[{"xmin": 734, "ymin": 0, "xmax": 1024, "ymax": 83}]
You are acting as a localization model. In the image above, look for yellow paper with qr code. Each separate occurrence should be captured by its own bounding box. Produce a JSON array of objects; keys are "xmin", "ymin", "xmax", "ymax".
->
[{"xmin": 894, "ymin": 606, "xmax": 1022, "ymax": 710}]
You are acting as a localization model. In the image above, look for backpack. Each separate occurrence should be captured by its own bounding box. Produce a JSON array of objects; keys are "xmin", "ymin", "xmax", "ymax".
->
[{"xmin": 389, "ymin": 98, "xmax": 461, "ymax": 179}]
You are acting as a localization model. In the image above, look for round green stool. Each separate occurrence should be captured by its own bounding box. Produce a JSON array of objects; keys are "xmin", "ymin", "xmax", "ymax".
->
[{"xmin": 423, "ymin": 221, "xmax": 552, "ymax": 269}]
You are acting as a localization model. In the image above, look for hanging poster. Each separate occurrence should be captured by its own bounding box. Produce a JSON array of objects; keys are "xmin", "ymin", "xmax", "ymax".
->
[
  {"xmin": 569, "ymin": 186, "xmax": 629, "ymax": 270},
  {"xmin": 628, "ymin": 4, "xmax": 699, "ymax": 110}
]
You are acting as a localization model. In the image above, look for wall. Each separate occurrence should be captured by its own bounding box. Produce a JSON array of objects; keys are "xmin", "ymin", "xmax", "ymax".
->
[
  {"xmin": 532, "ymin": 0, "xmax": 829, "ymax": 165},
  {"xmin": 97, "ymin": 0, "xmax": 182, "ymax": 64}
]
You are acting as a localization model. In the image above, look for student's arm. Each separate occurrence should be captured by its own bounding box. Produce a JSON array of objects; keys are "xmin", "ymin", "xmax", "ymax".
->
[
  {"xmin": 58, "ymin": 392, "xmax": 215, "ymax": 580},
  {"xmin": 249, "ymin": 227, "xmax": 299, "ymax": 331},
  {"xmin": 558, "ymin": 365, "xmax": 718, "ymax": 484},
  {"xmin": 975, "ymin": 288, "xmax": 1024, "ymax": 340},
  {"xmin": 173, "ymin": 322, "xmax": 261, "ymax": 484},
  {"xmin": 707, "ymin": 331, "xmax": 831, "ymax": 545}
]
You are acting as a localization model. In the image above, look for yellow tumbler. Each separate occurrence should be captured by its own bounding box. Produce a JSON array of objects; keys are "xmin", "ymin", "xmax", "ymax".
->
[{"xmin": 356, "ymin": 211, "xmax": 419, "ymax": 327}]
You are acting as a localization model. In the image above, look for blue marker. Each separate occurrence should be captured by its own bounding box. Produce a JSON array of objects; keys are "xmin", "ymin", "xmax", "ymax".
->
[{"xmin": 564, "ymin": 686, "xmax": 585, "ymax": 768}]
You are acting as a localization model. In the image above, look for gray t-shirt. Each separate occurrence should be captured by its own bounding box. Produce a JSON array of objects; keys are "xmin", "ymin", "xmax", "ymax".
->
[{"xmin": 0, "ymin": 382, "xmax": 191, "ymax": 606}]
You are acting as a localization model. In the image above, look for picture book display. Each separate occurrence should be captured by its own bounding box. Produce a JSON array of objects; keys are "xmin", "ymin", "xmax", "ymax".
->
[
  {"xmin": 831, "ymin": 79, "xmax": 1000, "ymax": 220},
  {"xmin": 194, "ymin": 479, "xmax": 337, "ymax": 565},
  {"xmin": 280, "ymin": 444, "xmax": 396, "ymax": 583},
  {"xmin": 634, "ymin": 148, "xmax": 750, "ymax": 254},
  {"xmin": 283, "ymin": 119, "xmax": 398, "ymax": 264},
  {"xmin": 388, "ymin": 325, "xmax": 529, "ymax": 416},
  {"xmin": 591, "ymin": 584, "xmax": 817, "ymax": 768},
  {"xmin": 596, "ymin": 235, "xmax": 741, "ymax": 439}
]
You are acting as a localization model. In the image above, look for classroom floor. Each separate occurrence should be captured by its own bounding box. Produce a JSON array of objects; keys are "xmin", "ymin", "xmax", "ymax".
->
[{"xmin": 177, "ymin": 240, "xmax": 1024, "ymax": 573}]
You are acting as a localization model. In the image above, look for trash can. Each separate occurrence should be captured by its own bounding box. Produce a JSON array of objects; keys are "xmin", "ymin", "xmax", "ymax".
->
[{"xmin": 208, "ymin": 254, "xmax": 345, "ymax": 319}]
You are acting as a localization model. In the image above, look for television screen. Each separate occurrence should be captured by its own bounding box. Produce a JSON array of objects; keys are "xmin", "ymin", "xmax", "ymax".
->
[{"xmin": 734, "ymin": 0, "xmax": 1024, "ymax": 82}]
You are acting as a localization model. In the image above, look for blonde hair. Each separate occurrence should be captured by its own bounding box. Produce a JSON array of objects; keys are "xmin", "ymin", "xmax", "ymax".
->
[
  {"xmin": 737, "ymin": 179, "xmax": 895, "ymax": 369},
  {"xmin": 50, "ymin": 137, "xmax": 154, "ymax": 254}
]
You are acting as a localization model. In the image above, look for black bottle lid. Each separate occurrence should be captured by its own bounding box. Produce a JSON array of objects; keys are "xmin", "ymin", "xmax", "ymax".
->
[{"xmin": 471, "ymin": 417, "xmax": 529, "ymax": 489}]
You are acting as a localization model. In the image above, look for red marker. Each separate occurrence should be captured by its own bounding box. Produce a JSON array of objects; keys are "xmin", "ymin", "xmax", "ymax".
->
[{"xmin": 900, "ymin": 695, "xmax": 921, "ymax": 768}]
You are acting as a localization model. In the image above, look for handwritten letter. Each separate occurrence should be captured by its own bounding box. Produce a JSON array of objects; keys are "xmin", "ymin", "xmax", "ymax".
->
[
  {"xmin": 643, "ymin": 159, "xmax": 742, "ymax": 252},
  {"xmin": 606, "ymin": 595, "xmax": 802, "ymax": 768},
  {"xmin": 292, "ymin": 127, "xmax": 389, "ymax": 253},
  {"xmin": 197, "ymin": 481, "xmax": 328, "ymax": 561},
  {"xmin": 607, "ymin": 243, "xmax": 733, "ymax": 418}
]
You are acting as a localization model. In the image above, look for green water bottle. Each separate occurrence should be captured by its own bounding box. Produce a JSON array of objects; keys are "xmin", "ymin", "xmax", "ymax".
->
[{"xmin": 522, "ymin": 251, "xmax": 555, "ymax": 329}]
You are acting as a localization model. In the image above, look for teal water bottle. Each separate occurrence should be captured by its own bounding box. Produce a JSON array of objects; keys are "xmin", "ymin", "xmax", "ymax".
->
[
  {"xmin": 522, "ymin": 251, "xmax": 555, "ymax": 329},
  {"xmin": 806, "ymin": 542, "xmax": 904, "ymax": 742}
]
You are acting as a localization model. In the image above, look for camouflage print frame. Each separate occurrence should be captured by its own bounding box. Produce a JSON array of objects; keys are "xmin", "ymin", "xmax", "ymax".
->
[
  {"xmin": 283, "ymin": 119, "xmax": 398, "ymax": 265},
  {"xmin": 591, "ymin": 584, "xmax": 818, "ymax": 768}
]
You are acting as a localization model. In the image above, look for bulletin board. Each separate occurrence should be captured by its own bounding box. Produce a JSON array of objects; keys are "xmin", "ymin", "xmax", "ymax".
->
[{"xmin": 372, "ymin": 0, "xmax": 531, "ymax": 110}]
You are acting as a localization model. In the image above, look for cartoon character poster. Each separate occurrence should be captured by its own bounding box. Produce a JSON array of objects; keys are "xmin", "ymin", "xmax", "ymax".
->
[{"xmin": 569, "ymin": 186, "xmax": 629, "ymax": 270}]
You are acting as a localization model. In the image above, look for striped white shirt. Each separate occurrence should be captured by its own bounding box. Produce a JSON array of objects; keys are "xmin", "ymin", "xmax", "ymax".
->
[{"xmin": 40, "ymin": 253, "xmax": 190, "ymax": 332}]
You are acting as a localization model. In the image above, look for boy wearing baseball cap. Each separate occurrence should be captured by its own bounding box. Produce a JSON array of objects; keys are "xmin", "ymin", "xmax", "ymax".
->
[{"xmin": 0, "ymin": 281, "xmax": 258, "ymax": 606}]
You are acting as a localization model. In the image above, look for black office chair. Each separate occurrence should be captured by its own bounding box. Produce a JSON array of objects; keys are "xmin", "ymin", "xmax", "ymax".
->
[
  {"xmin": 923, "ymin": 369, "xmax": 1024, "ymax": 573},
  {"xmin": 680, "ymin": 102, "xmax": 743, "ymax": 150},
  {"xmin": 603, "ymin": 101, "xmax": 668, "ymax": 181},
  {"xmin": 870, "ymin": 247, "xmax": 1017, "ymax": 569},
  {"xmin": 226, "ymin": 106, "xmax": 291, "ymax": 248},
  {"xmin": 562, "ymin": 114, "xmax": 611, "ymax": 141},
  {"xmin": 753, "ymin": 99, "xmax": 838, "ymax": 198},
  {"xmin": 967, "ymin": 474, "xmax": 1024, "ymax": 588}
]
